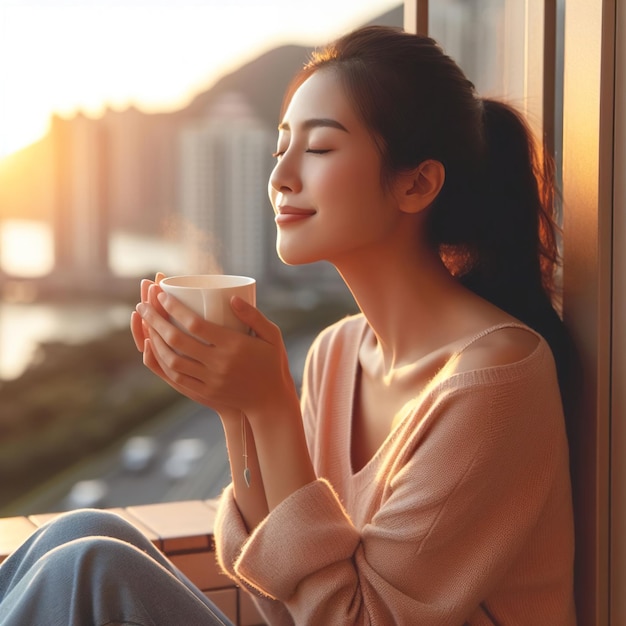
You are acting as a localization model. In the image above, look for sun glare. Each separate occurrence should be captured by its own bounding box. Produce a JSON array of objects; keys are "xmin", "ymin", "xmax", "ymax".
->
[
  {"xmin": 0, "ymin": 106, "xmax": 51, "ymax": 159},
  {"xmin": 0, "ymin": 220, "xmax": 54, "ymax": 277},
  {"xmin": 0, "ymin": 1, "xmax": 399, "ymax": 159}
]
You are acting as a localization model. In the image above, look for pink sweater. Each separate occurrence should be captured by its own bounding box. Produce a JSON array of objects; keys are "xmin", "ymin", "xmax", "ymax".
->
[{"xmin": 215, "ymin": 315, "xmax": 576, "ymax": 625}]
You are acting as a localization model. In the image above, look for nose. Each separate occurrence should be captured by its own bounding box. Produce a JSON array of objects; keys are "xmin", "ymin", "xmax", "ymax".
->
[{"xmin": 268, "ymin": 152, "xmax": 302, "ymax": 195}]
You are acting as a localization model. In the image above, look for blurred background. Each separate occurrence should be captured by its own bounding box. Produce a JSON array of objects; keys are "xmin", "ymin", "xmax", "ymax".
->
[{"xmin": 0, "ymin": 0, "xmax": 520, "ymax": 516}]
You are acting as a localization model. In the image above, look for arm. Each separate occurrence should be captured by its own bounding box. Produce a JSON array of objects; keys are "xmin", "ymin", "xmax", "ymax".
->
[
  {"xmin": 217, "ymin": 362, "xmax": 574, "ymax": 625},
  {"xmin": 131, "ymin": 279, "xmax": 316, "ymax": 531}
]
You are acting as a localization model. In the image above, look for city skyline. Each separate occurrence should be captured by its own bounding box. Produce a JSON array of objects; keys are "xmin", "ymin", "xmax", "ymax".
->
[
  {"xmin": 0, "ymin": 3, "xmax": 405, "ymax": 287},
  {"xmin": 0, "ymin": 36, "xmax": 379, "ymax": 297},
  {"xmin": 0, "ymin": 0, "xmax": 401, "ymax": 159}
]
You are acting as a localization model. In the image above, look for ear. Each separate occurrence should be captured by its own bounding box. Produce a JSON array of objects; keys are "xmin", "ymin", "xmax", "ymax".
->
[{"xmin": 396, "ymin": 160, "xmax": 445, "ymax": 215}]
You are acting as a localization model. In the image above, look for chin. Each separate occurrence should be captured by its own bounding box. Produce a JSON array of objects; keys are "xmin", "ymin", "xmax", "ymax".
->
[
  {"xmin": 277, "ymin": 251, "xmax": 316, "ymax": 267},
  {"xmin": 276, "ymin": 243, "xmax": 323, "ymax": 267}
]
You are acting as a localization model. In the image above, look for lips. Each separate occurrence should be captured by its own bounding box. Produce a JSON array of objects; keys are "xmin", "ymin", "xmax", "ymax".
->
[{"xmin": 275, "ymin": 206, "xmax": 316, "ymax": 225}]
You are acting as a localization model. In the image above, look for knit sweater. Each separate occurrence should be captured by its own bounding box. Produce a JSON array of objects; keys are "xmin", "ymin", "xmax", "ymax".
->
[{"xmin": 215, "ymin": 314, "xmax": 576, "ymax": 625}]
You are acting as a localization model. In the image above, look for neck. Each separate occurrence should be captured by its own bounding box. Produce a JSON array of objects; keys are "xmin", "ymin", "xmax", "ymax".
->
[{"xmin": 334, "ymin": 239, "xmax": 467, "ymax": 373}]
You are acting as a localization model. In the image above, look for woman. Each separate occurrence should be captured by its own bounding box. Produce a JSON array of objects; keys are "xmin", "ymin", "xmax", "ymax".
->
[{"xmin": 0, "ymin": 26, "xmax": 576, "ymax": 625}]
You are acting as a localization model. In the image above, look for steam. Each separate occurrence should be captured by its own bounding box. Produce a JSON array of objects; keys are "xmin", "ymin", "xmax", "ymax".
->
[{"xmin": 161, "ymin": 214, "xmax": 223, "ymax": 275}]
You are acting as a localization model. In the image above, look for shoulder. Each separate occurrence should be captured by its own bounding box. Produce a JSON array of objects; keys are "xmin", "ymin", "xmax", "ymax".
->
[
  {"xmin": 451, "ymin": 324, "xmax": 543, "ymax": 376},
  {"xmin": 303, "ymin": 314, "xmax": 365, "ymax": 386},
  {"xmin": 309, "ymin": 313, "xmax": 366, "ymax": 357}
]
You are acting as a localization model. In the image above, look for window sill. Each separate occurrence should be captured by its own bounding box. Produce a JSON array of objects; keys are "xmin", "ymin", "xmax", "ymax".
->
[{"xmin": 0, "ymin": 499, "xmax": 266, "ymax": 626}]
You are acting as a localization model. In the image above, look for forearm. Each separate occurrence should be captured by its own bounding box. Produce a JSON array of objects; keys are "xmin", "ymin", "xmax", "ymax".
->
[
  {"xmin": 247, "ymin": 399, "xmax": 317, "ymax": 512},
  {"xmin": 221, "ymin": 399, "xmax": 317, "ymax": 531},
  {"xmin": 221, "ymin": 412, "xmax": 269, "ymax": 532}
]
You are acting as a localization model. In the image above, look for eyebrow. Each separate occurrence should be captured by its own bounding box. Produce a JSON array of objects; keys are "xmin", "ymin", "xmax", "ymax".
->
[{"xmin": 277, "ymin": 118, "xmax": 349, "ymax": 133}]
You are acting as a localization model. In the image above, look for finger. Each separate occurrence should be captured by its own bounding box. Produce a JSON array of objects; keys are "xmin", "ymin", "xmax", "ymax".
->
[
  {"xmin": 142, "ymin": 338, "xmax": 192, "ymax": 392},
  {"xmin": 156, "ymin": 291, "xmax": 226, "ymax": 345},
  {"xmin": 143, "ymin": 339, "xmax": 221, "ymax": 414},
  {"xmin": 141, "ymin": 278, "xmax": 154, "ymax": 302},
  {"xmin": 145, "ymin": 332, "xmax": 208, "ymax": 393},
  {"xmin": 141, "ymin": 272, "xmax": 166, "ymax": 302},
  {"xmin": 142, "ymin": 338, "xmax": 163, "ymax": 375},
  {"xmin": 143, "ymin": 339, "xmax": 227, "ymax": 410},
  {"xmin": 147, "ymin": 282, "xmax": 168, "ymax": 317},
  {"xmin": 230, "ymin": 296, "xmax": 281, "ymax": 344},
  {"xmin": 136, "ymin": 300, "xmax": 191, "ymax": 356},
  {"xmin": 130, "ymin": 311, "xmax": 146, "ymax": 351}
]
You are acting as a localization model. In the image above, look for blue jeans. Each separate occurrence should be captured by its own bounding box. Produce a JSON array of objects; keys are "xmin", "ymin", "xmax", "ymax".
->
[{"xmin": 0, "ymin": 509, "xmax": 234, "ymax": 625}]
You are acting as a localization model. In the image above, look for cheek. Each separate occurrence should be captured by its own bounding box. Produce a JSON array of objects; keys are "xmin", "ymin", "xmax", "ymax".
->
[{"xmin": 311, "ymin": 162, "xmax": 364, "ymax": 207}]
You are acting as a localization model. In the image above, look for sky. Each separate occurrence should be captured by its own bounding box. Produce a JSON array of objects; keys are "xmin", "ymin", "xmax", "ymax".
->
[{"xmin": 0, "ymin": 0, "xmax": 400, "ymax": 158}]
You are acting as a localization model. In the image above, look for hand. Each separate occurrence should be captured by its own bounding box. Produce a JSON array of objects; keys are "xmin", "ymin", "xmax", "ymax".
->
[
  {"xmin": 135, "ymin": 283, "xmax": 300, "ymax": 420},
  {"xmin": 130, "ymin": 272, "xmax": 166, "ymax": 352}
]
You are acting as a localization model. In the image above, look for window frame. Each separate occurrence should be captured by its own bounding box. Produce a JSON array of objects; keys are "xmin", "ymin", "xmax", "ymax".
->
[{"xmin": 403, "ymin": 0, "xmax": 620, "ymax": 622}]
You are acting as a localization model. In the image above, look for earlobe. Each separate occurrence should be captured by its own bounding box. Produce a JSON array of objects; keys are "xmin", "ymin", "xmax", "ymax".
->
[{"xmin": 400, "ymin": 160, "xmax": 445, "ymax": 214}]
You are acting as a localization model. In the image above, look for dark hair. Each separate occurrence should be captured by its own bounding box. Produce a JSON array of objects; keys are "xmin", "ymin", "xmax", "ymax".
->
[{"xmin": 282, "ymin": 26, "xmax": 575, "ymax": 415}]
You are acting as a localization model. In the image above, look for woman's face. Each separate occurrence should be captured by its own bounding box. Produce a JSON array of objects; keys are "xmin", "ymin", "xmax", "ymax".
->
[{"xmin": 268, "ymin": 69, "xmax": 403, "ymax": 268}]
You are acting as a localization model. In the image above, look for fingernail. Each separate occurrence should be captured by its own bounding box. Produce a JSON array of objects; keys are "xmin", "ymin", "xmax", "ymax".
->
[{"xmin": 231, "ymin": 296, "xmax": 245, "ymax": 311}]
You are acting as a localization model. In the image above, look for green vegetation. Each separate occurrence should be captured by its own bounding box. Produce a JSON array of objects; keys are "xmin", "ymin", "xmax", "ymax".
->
[
  {"xmin": 0, "ymin": 328, "xmax": 181, "ymax": 510},
  {"xmin": 0, "ymin": 295, "xmax": 358, "ymax": 513}
]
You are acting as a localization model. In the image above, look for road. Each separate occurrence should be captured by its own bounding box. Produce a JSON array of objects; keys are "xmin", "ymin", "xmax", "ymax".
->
[
  {"xmin": 11, "ymin": 331, "xmax": 316, "ymax": 516},
  {"xmin": 93, "ymin": 402, "xmax": 232, "ymax": 507}
]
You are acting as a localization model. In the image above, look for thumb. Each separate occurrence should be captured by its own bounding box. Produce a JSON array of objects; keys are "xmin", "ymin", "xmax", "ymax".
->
[{"xmin": 230, "ymin": 296, "xmax": 281, "ymax": 344}]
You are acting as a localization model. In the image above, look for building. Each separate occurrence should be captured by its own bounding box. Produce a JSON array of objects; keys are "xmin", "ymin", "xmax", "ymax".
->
[
  {"xmin": 178, "ymin": 92, "xmax": 274, "ymax": 280},
  {"xmin": 49, "ymin": 113, "xmax": 110, "ymax": 283}
]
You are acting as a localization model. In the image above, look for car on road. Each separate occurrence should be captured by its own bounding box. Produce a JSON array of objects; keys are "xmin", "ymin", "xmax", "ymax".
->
[
  {"xmin": 65, "ymin": 479, "xmax": 109, "ymax": 509},
  {"xmin": 121, "ymin": 435, "xmax": 158, "ymax": 472},
  {"xmin": 162, "ymin": 438, "xmax": 207, "ymax": 481}
]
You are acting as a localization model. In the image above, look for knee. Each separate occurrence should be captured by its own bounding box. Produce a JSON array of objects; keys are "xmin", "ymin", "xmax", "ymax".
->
[
  {"xmin": 56, "ymin": 535, "xmax": 147, "ymax": 571},
  {"xmin": 40, "ymin": 509, "xmax": 150, "ymax": 549},
  {"xmin": 36, "ymin": 537, "xmax": 159, "ymax": 603}
]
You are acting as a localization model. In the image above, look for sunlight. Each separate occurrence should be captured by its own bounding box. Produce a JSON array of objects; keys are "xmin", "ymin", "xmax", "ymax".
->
[
  {"xmin": 0, "ymin": 220, "xmax": 54, "ymax": 277},
  {"xmin": 0, "ymin": 1, "xmax": 399, "ymax": 158}
]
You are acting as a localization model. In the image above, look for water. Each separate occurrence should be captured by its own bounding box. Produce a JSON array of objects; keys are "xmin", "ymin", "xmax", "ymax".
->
[
  {"xmin": 0, "ymin": 301, "xmax": 133, "ymax": 380},
  {"xmin": 0, "ymin": 219, "xmax": 186, "ymax": 380}
]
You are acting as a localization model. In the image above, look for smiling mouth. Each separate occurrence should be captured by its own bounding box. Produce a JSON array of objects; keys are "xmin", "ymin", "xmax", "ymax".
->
[{"xmin": 275, "ymin": 207, "xmax": 316, "ymax": 225}]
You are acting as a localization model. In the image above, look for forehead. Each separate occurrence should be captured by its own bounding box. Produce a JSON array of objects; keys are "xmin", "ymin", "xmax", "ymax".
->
[{"xmin": 280, "ymin": 69, "xmax": 359, "ymax": 130}]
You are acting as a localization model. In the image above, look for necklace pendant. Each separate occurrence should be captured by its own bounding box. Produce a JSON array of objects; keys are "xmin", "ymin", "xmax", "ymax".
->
[{"xmin": 243, "ymin": 467, "xmax": 251, "ymax": 488}]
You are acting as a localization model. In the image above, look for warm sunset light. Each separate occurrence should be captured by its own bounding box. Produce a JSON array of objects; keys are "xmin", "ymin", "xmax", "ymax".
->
[
  {"xmin": 0, "ymin": 220, "xmax": 53, "ymax": 276},
  {"xmin": 0, "ymin": 0, "xmax": 400, "ymax": 159}
]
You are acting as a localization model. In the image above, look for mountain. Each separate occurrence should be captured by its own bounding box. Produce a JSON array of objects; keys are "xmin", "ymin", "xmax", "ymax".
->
[
  {"xmin": 179, "ymin": 4, "xmax": 403, "ymax": 127},
  {"xmin": 0, "ymin": 5, "xmax": 403, "ymax": 228},
  {"xmin": 181, "ymin": 45, "xmax": 312, "ymax": 129}
]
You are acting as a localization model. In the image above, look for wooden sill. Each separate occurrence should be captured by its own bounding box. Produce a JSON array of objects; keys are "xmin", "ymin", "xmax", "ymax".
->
[{"xmin": 0, "ymin": 499, "xmax": 266, "ymax": 626}]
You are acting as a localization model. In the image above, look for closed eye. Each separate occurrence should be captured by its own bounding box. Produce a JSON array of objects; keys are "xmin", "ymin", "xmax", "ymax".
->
[{"xmin": 272, "ymin": 148, "xmax": 330, "ymax": 159}]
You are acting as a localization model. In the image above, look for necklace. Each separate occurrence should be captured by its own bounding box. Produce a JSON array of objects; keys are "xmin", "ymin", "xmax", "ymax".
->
[{"xmin": 241, "ymin": 413, "xmax": 251, "ymax": 487}]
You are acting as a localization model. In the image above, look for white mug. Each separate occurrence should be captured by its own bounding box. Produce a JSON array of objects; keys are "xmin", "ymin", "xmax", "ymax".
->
[{"xmin": 159, "ymin": 274, "xmax": 256, "ymax": 334}]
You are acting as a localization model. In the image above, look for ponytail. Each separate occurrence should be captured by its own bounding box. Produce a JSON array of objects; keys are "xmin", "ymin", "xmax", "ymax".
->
[
  {"xmin": 453, "ymin": 99, "xmax": 576, "ymax": 425},
  {"xmin": 457, "ymin": 99, "xmax": 557, "ymax": 313}
]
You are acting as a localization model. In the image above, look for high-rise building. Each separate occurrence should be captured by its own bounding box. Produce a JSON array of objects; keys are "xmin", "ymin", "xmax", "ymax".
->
[
  {"xmin": 178, "ymin": 92, "xmax": 275, "ymax": 280},
  {"xmin": 50, "ymin": 113, "xmax": 109, "ymax": 281}
]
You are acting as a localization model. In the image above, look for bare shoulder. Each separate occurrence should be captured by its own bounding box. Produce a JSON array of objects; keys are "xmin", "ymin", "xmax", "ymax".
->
[{"xmin": 453, "ymin": 326, "xmax": 541, "ymax": 374}]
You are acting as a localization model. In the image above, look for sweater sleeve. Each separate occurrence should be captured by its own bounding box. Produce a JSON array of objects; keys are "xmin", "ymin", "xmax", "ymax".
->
[
  {"xmin": 215, "ymin": 345, "xmax": 574, "ymax": 625},
  {"xmin": 212, "ymin": 326, "xmax": 335, "ymax": 626},
  {"xmin": 214, "ymin": 484, "xmax": 296, "ymax": 626}
]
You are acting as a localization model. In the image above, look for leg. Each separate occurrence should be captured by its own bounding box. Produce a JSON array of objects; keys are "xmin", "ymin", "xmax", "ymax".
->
[{"xmin": 0, "ymin": 509, "xmax": 233, "ymax": 626}]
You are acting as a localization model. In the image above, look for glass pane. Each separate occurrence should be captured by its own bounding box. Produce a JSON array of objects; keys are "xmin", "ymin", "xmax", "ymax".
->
[{"xmin": 428, "ymin": 0, "xmax": 535, "ymax": 124}]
